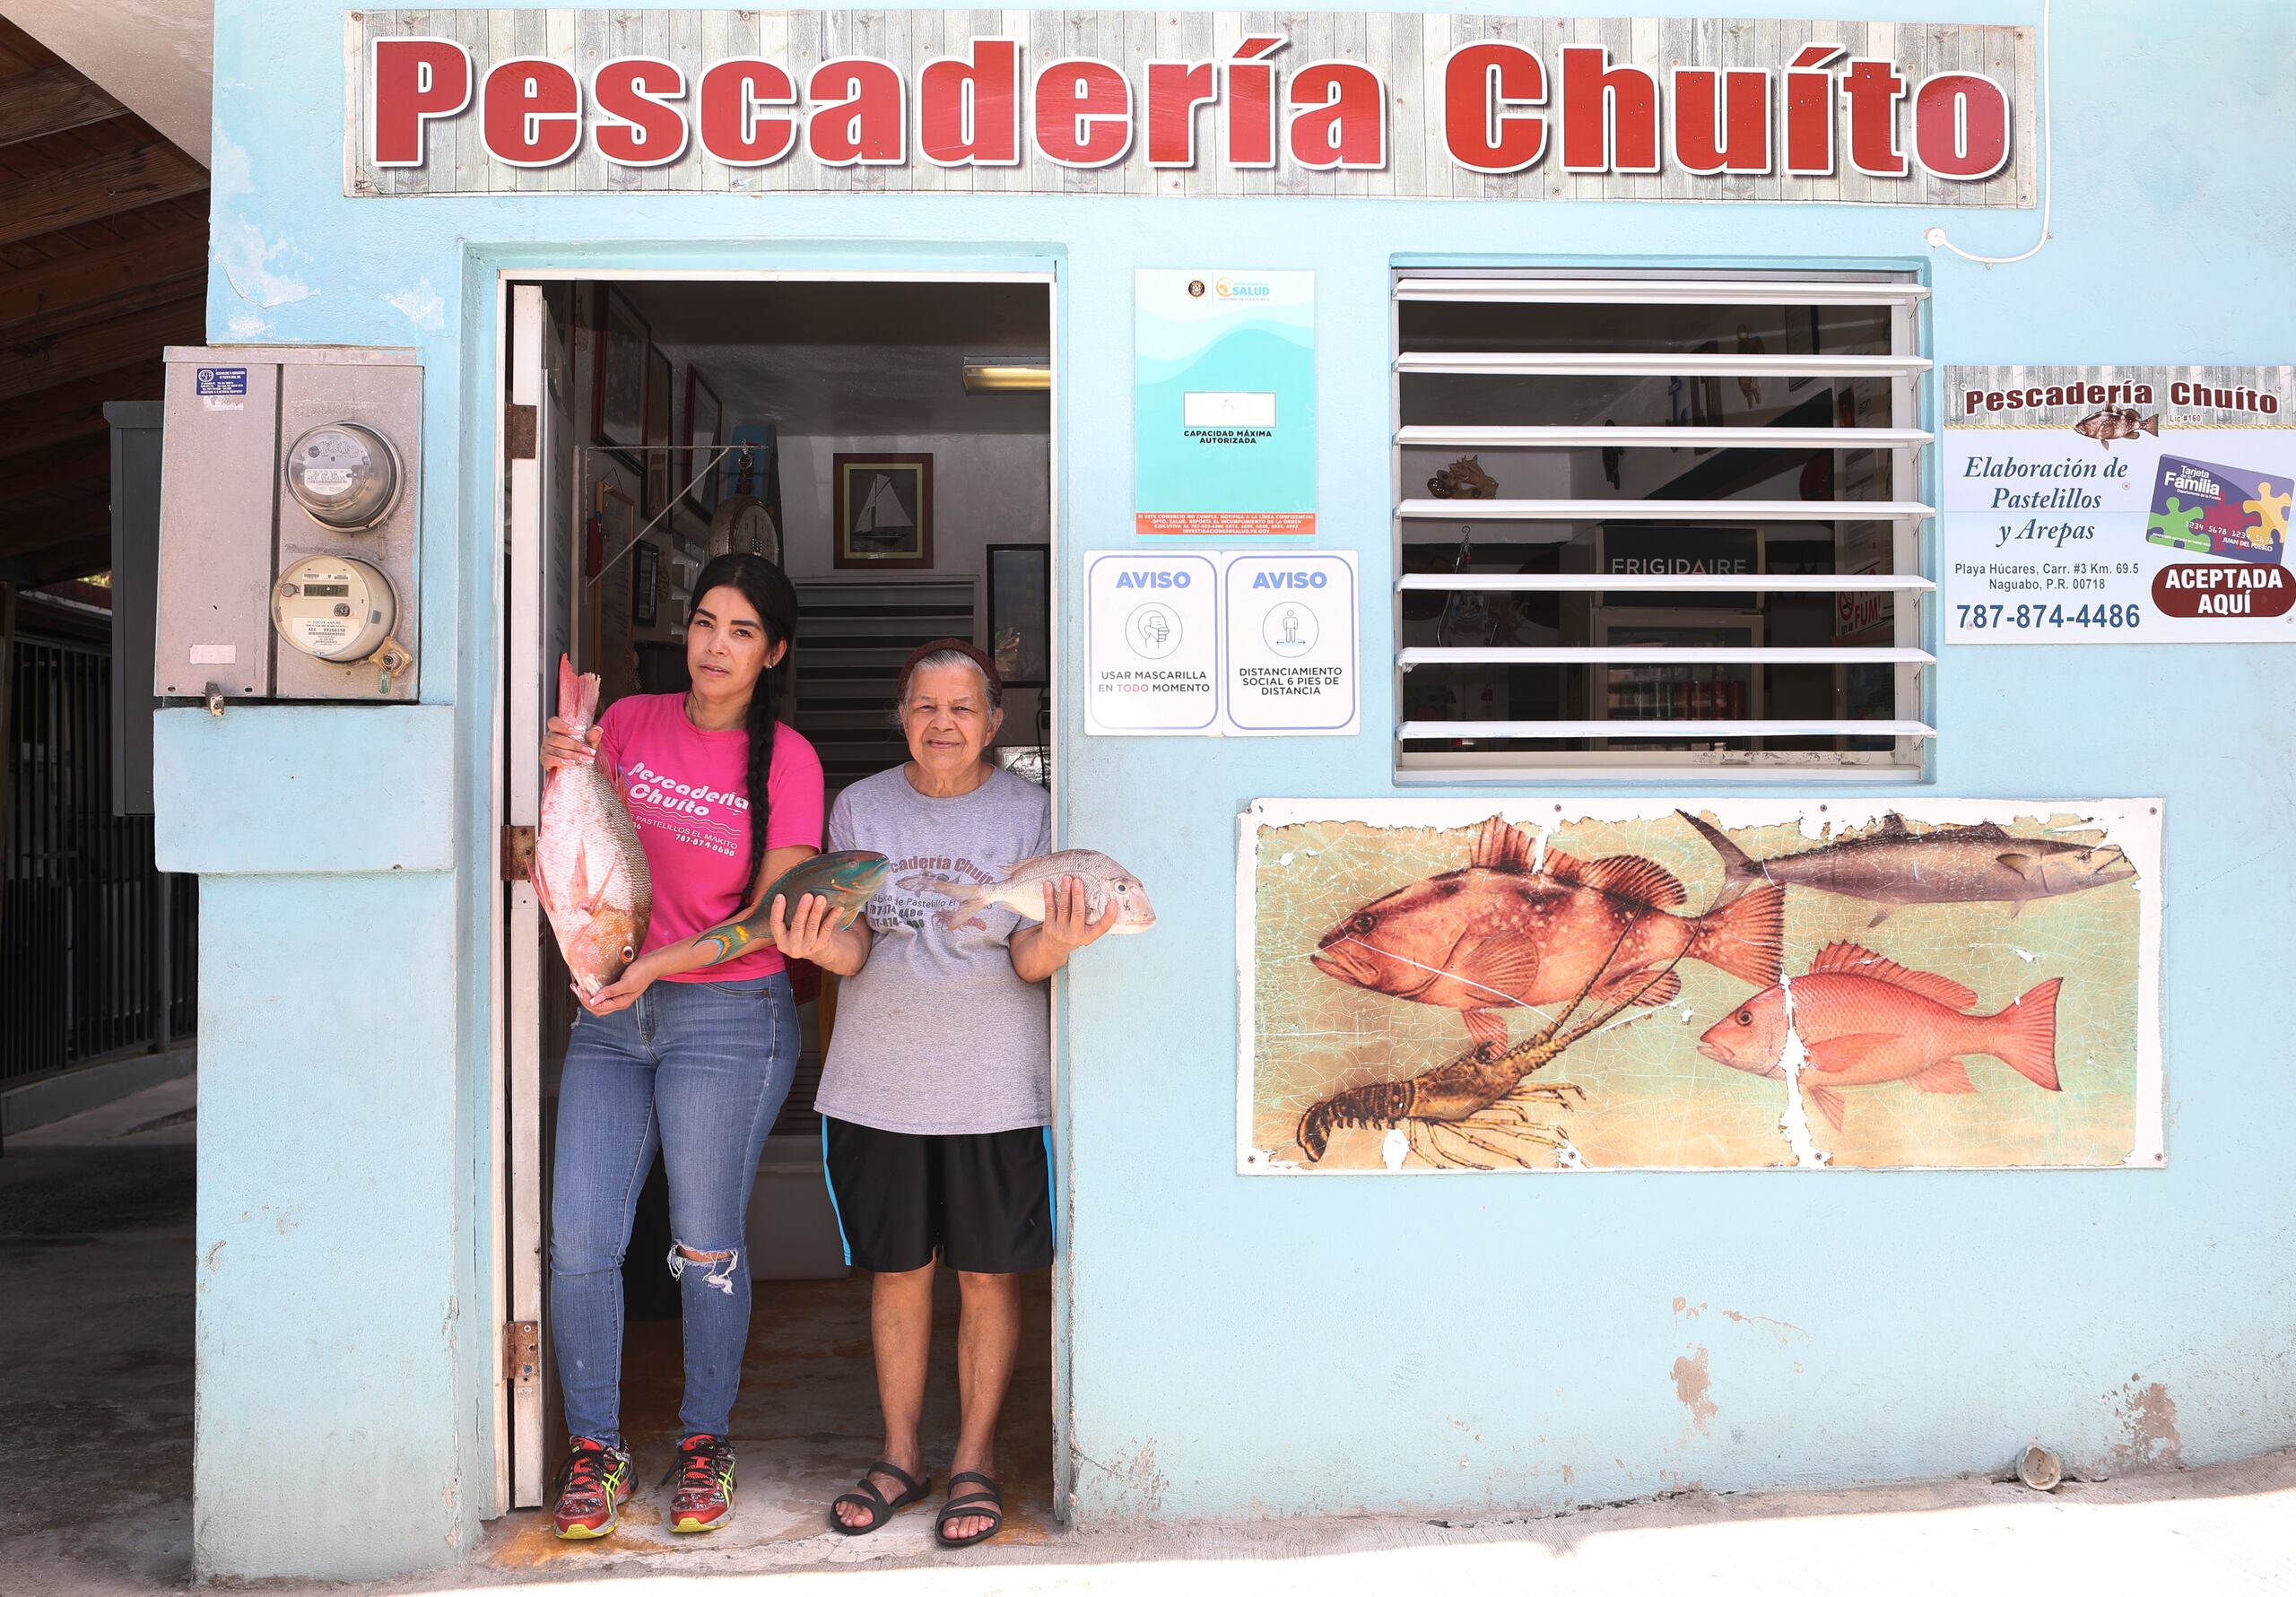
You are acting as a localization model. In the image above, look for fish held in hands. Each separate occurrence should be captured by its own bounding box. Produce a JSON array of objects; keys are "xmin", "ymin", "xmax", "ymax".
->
[
  {"xmin": 1696, "ymin": 942, "xmax": 2062, "ymax": 1133},
  {"xmin": 1310, "ymin": 816, "xmax": 1783, "ymax": 1052},
  {"xmin": 535, "ymin": 657, "xmax": 653, "ymax": 997},
  {"xmin": 899, "ymin": 850, "xmax": 1156, "ymax": 933},
  {"xmin": 695, "ymin": 851, "xmax": 891, "ymax": 965}
]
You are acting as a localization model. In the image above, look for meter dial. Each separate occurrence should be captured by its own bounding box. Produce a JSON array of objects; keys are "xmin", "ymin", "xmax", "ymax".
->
[
  {"xmin": 272, "ymin": 555, "xmax": 397, "ymax": 662},
  {"xmin": 283, "ymin": 421, "xmax": 401, "ymax": 528},
  {"xmin": 707, "ymin": 494, "xmax": 780, "ymax": 563}
]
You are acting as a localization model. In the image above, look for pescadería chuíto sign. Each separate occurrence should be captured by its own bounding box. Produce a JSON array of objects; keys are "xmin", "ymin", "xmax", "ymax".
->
[{"xmin": 346, "ymin": 10, "xmax": 2035, "ymax": 204}]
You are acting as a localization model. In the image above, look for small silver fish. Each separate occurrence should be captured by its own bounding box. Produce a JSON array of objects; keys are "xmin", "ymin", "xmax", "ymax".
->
[{"xmin": 900, "ymin": 849, "xmax": 1157, "ymax": 934}]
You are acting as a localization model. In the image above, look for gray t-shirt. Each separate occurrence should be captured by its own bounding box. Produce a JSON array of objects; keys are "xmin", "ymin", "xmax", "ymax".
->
[{"xmin": 813, "ymin": 764, "xmax": 1054, "ymax": 1135}]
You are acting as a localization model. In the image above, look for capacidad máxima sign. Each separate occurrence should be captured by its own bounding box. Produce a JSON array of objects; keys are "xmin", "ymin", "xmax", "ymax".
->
[{"xmin": 348, "ymin": 11, "xmax": 2035, "ymax": 204}]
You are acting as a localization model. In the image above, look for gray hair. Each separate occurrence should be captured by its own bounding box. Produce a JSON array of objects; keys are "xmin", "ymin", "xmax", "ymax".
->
[{"xmin": 891, "ymin": 648, "xmax": 1001, "ymax": 725}]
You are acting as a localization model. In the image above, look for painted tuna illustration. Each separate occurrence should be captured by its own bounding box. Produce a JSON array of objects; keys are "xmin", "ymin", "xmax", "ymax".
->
[
  {"xmin": 1310, "ymin": 817, "xmax": 1784, "ymax": 1050},
  {"xmin": 692, "ymin": 850, "xmax": 891, "ymax": 965},
  {"xmin": 1679, "ymin": 810, "xmax": 2135, "ymax": 926},
  {"xmin": 900, "ymin": 850, "xmax": 1156, "ymax": 934},
  {"xmin": 536, "ymin": 657, "xmax": 653, "ymax": 998},
  {"xmin": 1696, "ymin": 942, "xmax": 2062, "ymax": 1133}
]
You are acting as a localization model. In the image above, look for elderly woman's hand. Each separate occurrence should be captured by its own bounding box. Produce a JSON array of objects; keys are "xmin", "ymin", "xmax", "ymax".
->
[
  {"xmin": 1038, "ymin": 876, "xmax": 1119, "ymax": 959},
  {"xmin": 767, "ymin": 891, "xmax": 873, "ymax": 976}
]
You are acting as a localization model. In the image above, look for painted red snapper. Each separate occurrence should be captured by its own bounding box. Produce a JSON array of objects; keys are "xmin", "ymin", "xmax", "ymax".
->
[
  {"xmin": 535, "ymin": 656, "xmax": 652, "ymax": 998},
  {"xmin": 1697, "ymin": 942, "xmax": 2062, "ymax": 1132}
]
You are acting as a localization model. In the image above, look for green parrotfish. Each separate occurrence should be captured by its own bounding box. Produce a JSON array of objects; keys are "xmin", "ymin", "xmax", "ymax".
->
[{"xmin": 696, "ymin": 850, "xmax": 891, "ymax": 963}]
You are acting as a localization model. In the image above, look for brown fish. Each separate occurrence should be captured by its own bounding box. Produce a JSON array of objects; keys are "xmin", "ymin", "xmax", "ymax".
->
[
  {"xmin": 1696, "ymin": 942, "xmax": 2062, "ymax": 1132},
  {"xmin": 535, "ymin": 656, "xmax": 652, "ymax": 997},
  {"xmin": 1680, "ymin": 810, "xmax": 2135, "ymax": 926},
  {"xmin": 2072, "ymin": 408, "xmax": 2159, "ymax": 449},
  {"xmin": 1311, "ymin": 818, "xmax": 1784, "ymax": 1050}
]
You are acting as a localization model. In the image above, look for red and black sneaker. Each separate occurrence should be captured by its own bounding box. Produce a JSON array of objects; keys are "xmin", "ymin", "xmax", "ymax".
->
[
  {"xmin": 666, "ymin": 1433, "xmax": 736, "ymax": 1532},
  {"xmin": 552, "ymin": 1436, "xmax": 634, "ymax": 1540}
]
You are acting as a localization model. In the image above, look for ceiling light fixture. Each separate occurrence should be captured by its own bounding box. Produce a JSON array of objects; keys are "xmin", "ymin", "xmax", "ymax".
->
[{"xmin": 962, "ymin": 357, "xmax": 1051, "ymax": 393}]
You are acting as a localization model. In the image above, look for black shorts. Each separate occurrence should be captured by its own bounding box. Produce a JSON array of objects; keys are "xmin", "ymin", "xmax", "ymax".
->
[{"xmin": 822, "ymin": 1116, "xmax": 1055, "ymax": 1275}]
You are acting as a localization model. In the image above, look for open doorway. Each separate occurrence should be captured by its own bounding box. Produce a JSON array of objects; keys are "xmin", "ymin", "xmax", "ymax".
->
[{"xmin": 496, "ymin": 272, "xmax": 1058, "ymax": 1556}]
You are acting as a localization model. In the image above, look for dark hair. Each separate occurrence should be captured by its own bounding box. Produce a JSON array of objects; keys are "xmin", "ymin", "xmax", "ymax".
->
[{"xmin": 692, "ymin": 553, "xmax": 799, "ymax": 889}]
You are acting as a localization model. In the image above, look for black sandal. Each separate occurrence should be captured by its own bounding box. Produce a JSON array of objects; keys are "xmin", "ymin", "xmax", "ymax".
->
[
  {"xmin": 827, "ymin": 1460, "xmax": 930, "ymax": 1535},
  {"xmin": 935, "ymin": 1471, "xmax": 1005, "ymax": 1548}
]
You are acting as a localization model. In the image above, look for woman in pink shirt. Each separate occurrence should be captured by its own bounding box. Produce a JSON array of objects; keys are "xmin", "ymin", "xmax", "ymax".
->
[{"xmin": 535, "ymin": 554, "xmax": 824, "ymax": 1541}]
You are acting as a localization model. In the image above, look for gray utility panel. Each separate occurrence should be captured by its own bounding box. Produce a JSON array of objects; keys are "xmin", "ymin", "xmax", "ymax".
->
[{"xmin": 155, "ymin": 346, "xmax": 422, "ymax": 702}]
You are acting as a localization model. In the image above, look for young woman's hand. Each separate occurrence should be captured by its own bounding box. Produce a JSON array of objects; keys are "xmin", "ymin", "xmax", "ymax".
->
[
  {"xmin": 1038, "ymin": 876, "xmax": 1119, "ymax": 960},
  {"xmin": 542, "ymin": 716, "xmax": 602, "ymax": 773},
  {"xmin": 578, "ymin": 950, "xmax": 662, "ymax": 1016}
]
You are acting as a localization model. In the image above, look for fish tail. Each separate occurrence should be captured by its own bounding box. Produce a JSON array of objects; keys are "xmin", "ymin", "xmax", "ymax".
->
[
  {"xmin": 1986, "ymin": 976, "xmax": 2063, "ymax": 1091},
  {"xmin": 556, "ymin": 654, "xmax": 598, "ymax": 731},
  {"xmin": 1689, "ymin": 882, "xmax": 1786, "ymax": 989},
  {"xmin": 2140, "ymin": 413, "xmax": 2160, "ymax": 437},
  {"xmin": 1676, "ymin": 809, "xmax": 1765, "ymax": 907},
  {"xmin": 897, "ymin": 872, "xmax": 959, "ymax": 896}
]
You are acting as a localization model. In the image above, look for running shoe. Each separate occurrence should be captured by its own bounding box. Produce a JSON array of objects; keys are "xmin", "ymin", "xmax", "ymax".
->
[
  {"xmin": 667, "ymin": 1432, "xmax": 736, "ymax": 1532},
  {"xmin": 551, "ymin": 1436, "xmax": 633, "ymax": 1540}
]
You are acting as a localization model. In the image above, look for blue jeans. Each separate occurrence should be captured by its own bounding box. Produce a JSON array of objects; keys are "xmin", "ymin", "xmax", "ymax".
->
[{"xmin": 550, "ymin": 972, "xmax": 797, "ymax": 1448}]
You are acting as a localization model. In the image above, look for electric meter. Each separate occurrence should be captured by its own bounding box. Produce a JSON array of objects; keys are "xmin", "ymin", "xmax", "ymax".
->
[
  {"xmin": 283, "ymin": 421, "xmax": 401, "ymax": 529},
  {"xmin": 272, "ymin": 554, "xmax": 397, "ymax": 662}
]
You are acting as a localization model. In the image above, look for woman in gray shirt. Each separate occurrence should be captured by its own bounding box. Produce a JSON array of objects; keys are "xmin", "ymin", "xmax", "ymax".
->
[{"xmin": 771, "ymin": 638, "xmax": 1113, "ymax": 1549}]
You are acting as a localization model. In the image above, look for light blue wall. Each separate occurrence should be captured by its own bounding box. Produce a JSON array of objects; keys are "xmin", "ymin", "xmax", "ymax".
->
[{"xmin": 181, "ymin": 0, "xmax": 2296, "ymax": 1576}]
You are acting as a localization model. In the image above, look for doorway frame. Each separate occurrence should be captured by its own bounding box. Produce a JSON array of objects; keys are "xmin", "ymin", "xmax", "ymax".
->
[{"xmin": 484, "ymin": 258, "xmax": 1067, "ymax": 1515}]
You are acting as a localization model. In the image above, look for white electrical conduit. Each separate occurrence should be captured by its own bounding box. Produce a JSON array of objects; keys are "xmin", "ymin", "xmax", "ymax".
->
[{"xmin": 1926, "ymin": 0, "xmax": 2052, "ymax": 265}]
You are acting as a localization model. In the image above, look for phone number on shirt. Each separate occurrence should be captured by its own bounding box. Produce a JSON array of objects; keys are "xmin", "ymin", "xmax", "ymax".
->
[{"xmin": 1954, "ymin": 603, "xmax": 2144, "ymax": 631}]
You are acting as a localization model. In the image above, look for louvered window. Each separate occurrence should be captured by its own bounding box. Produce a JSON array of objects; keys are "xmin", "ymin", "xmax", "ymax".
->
[{"xmin": 1392, "ymin": 269, "xmax": 1934, "ymax": 781}]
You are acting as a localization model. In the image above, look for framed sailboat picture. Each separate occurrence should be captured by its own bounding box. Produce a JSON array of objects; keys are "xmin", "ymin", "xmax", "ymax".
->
[{"xmin": 832, "ymin": 452, "xmax": 933, "ymax": 569}]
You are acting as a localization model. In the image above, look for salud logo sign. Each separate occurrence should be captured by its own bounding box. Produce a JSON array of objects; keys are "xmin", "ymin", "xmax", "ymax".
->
[{"xmin": 348, "ymin": 11, "xmax": 2034, "ymax": 206}]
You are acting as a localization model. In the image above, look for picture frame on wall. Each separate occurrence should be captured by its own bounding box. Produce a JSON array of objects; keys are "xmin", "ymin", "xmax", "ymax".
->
[
  {"xmin": 832, "ymin": 452, "xmax": 933, "ymax": 569},
  {"xmin": 643, "ymin": 346, "xmax": 674, "ymax": 516},
  {"xmin": 684, "ymin": 369, "xmax": 724, "ymax": 516},
  {"xmin": 632, "ymin": 540, "xmax": 659, "ymax": 630},
  {"xmin": 986, "ymin": 543, "xmax": 1049, "ymax": 688},
  {"xmin": 593, "ymin": 288, "xmax": 648, "ymax": 448}
]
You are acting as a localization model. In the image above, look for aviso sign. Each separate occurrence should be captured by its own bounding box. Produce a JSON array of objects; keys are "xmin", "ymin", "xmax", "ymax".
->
[{"xmin": 347, "ymin": 12, "xmax": 2034, "ymax": 204}]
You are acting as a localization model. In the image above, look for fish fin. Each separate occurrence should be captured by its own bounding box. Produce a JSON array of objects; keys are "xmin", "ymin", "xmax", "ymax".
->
[
  {"xmin": 1877, "ymin": 812, "xmax": 1910, "ymax": 836},
  {"xmin": 1909, "ymin": 1059, "xmax": 1976, "ymax": 1095},
  {"xmin": 1547, "ymin": 853, "xmax": 1687, "ymax": 910},
  {"xmin": 1808, "ymin": 942, "xmax": 1979, "ymax": 1010},
  {"xmin": 1987, "ymin": 976, "xmax": 2063, "ymax": 1091},
  {"xmin": 1997, "ymin": 851, "xmax": 2035, "ymax": 879},
  {"xmin": 898, "ymin": 872, "xmax": 961, "ymax": 898},
  {"xmin": 557, "ymin": 655, "xmax": 579, "ymax": 724},
  {"xmin": 1688, "ymin": 883, "xmax": 1785, "ymax": 988},
  {"xmin": 1866, "ymin": 906, "xmax": 1892, "ymax": 928},
  {"xmin": 530, "ymin": 848, "xmax": 556, "ymax": 917},
  {"xmin": 1805, "ymin": 1032, "xmax": 1895, "ymax": 1072},
  {"xmin": 1463, "ymin": 1010, "xmax": 1509, "ymax": 1053},
  {"xmin": 1470, "ymin": 816, "xmax": 1536, "ymax": 873},
  {"xmin": 1804, "ymin": 1083, "xmax": 1847, "ymax": 1132},
  {"xmin": 1596, "ymin": 968, "xmax": 1683, "ymax": 1009},
  {"xmin": 1969, "ymin": 821, "xmax": 2010, "ymax": 839},
  {"xmin": 1452, "ymin": 934, "xmax": 1543, "ymax": 1009},
  {"xmin": 937, "ymin": 903, "xmax": 975, "ymax": 932},
  {"xmin": 2007, "ymin": 898, "xmax": 2023, "ymax": 919},
  {"xmin": 1676, "ymin": 810, "xmax": 1766, "ymax": 905}
]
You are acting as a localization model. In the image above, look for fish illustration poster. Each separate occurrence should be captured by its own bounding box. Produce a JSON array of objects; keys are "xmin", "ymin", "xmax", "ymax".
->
[
  {"xmin": 1239, "ymin": 799, "xmax": 2163, "ymax": 1174},
  {"xmin": 1943, "ymin": 365, "xmax": 2294, "ymax": 643}
]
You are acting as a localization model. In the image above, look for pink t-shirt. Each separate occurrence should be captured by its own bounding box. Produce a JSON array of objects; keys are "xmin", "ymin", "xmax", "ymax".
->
[{"xmin": 594, "ymin": 693, "xmax": 825, "ymax": 982}]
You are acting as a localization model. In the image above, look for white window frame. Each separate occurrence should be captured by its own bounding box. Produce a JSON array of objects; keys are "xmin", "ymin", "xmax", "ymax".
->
[{"xmin": 1391, "ymin": 267, "xmax": 1935, "ymax": 784}]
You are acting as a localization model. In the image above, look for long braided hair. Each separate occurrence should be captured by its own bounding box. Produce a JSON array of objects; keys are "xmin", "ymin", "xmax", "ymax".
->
[{"xmin": 692, "ymin": 553, "xmax": 799, "ymax": 890}]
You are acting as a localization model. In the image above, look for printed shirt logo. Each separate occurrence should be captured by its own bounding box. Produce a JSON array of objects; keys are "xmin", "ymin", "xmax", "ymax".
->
[
  {"xmin": 874, "ymin": 852, "xmax": 998, "ymax": 933},
  {"xmin": 620, "ymin": 756, "xmax": 745, "ymax": 860}
]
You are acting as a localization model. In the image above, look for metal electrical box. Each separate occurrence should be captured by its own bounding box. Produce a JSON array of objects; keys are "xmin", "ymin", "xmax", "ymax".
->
[{"xmin": 156, "ymin": 346, "xmax": 422, "ymax": 701}]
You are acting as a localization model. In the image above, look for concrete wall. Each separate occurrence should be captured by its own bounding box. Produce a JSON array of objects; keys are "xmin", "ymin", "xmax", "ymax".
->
[{"xmin": 178, "ymin": 0, "xmax": 2296, "ymax": 1576}]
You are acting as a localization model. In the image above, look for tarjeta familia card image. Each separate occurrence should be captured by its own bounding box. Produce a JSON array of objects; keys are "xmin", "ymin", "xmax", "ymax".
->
[{"xmin": 2146, "ymin": 455, "xmax": 2288, "ymax": 565}]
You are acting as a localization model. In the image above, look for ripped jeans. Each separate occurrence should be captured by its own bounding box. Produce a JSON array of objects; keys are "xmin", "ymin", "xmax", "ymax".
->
[{"xmin": 550, "ymin": 971, "xmax": 797, "ymax": 1448}]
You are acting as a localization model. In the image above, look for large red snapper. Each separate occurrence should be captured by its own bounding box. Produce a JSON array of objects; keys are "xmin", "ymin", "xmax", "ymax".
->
[
  {"xmin": 1310, "ymin": 817, "xmax": 1784, "ymax": 1051},
  {"xmin": 535, "ymin": 656, "xmax": 653, "ymax": 997},
  {"xmin": 1697, "ymin": 942, "xmax": 2062, "ymax": 1132}
]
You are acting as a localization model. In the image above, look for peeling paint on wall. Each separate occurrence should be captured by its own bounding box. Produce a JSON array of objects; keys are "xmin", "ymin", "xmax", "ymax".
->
[
  {"xmin": 2109, "ymin": 1377, "xmax": 2185, "ymax": 1472},
  {"xmin": 1672, "ymin": 1347, "xmax": 1718, "ymax": 1432},
  {"xmin": 1239, "ymin": 799, "xmax": 2164, "ymax": 1172}
]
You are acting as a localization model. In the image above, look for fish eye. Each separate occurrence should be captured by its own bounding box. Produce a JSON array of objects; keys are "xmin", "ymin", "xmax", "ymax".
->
[
  {"xmin": 1349, "ymin": 912, "xmax": 1377, "ymax": 936},
  {"xmin": 1735, "ymin": 1010, "xmax": 1752, "ymax": 1027}
]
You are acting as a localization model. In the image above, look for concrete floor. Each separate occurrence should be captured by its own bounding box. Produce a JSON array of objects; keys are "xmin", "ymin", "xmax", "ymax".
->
[{"xmin": 13, "ymin": 1075, "xmax": 2296, "ymax": 1596}]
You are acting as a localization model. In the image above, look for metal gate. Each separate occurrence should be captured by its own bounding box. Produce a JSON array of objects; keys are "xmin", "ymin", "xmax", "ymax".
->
[{"xmin": 1, "ymin": 626, "xmax": 196, "ymax": 1086}]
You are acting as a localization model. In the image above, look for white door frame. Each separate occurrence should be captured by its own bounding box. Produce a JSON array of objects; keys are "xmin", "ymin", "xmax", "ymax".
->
[{"xmin": 490, "ymin": 263, "xmax": 1065, "ymax": 1514}]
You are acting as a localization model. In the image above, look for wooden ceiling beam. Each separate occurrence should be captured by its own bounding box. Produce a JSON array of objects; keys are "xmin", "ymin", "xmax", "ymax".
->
[
  {"xmin": 0, "ymin": 64, "xmax": 125, "ymax": 147},
  {"xmin": 0, "ymin": 291, "xmax": 204, "ymax": 403},
  {"xmin": 0, "ymin": 438, "xmax": 112, "ymax": 503},
  {"xmin": 0, "ymin": 532, "xmax": 114, "ymax": 586},
  {"xmin": 0, "ymin": 139, "xmax": 207, "ymax": 248},
  {"xmin": 0, "ymin": 215, "xmax": 205, "ymax": 330},
  {"xmin": 0, "ymin": 367, "xmax": 161, "ymax": 459}
]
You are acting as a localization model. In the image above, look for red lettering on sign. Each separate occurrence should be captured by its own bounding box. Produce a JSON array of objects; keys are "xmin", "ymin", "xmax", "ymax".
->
[
  {"xmin": 1843, "ymin": 57, "xmax": 1908, "ymax": 177},
  {"xmin": 918, "ymin": 37, "xmax": 1021, "ymax": 167},
  {"xmin": 370, "ymin": 38, "xmax": 473, "ymax": 168},
  {"xmin": 807, "ymin": 57, "xmax": 905, "ymax": 165},
  {"xmin": 593, "ymin": 57, "xmax": 688, "ymax": 167},
  {"xmin": 1144, "ymin": 59, "xmax": 1218, "ymax": 167},
  {"xmin": 1225, "ymin": 35, "xmax": 1284, "ymax": 169},
  {"xmin": 1560, "ymin": 44, "xmax": 1658, "ymax": 173},
  {"xmin": 1913, "ymin": 71, "xmax": 2010, "ymax": 180},
  {"xmin": 1782, "ymin": 43, "xmax": 1843, "ymax": 175},
  {"xmin": 482, "ymin": 57, "xmax": 582, "ymax": 168},
  {"xmin": 1670, "ymin": 66, "xmax": 1771, "ymax": 174},
  {"xmin": 1287, "ymin": 60, "xmax": 1385, "ymax": 169},
  {"xmin": 1033, "ymin": 58, "xmax": 1133, "ymax": 167},
  {"xmin": 698, "ymin": 59, "xmax": 796, "ymax": 165},
  {"xmin": 1440, "ymin": 42, "xmax": 1545, "ymax": 174}
]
